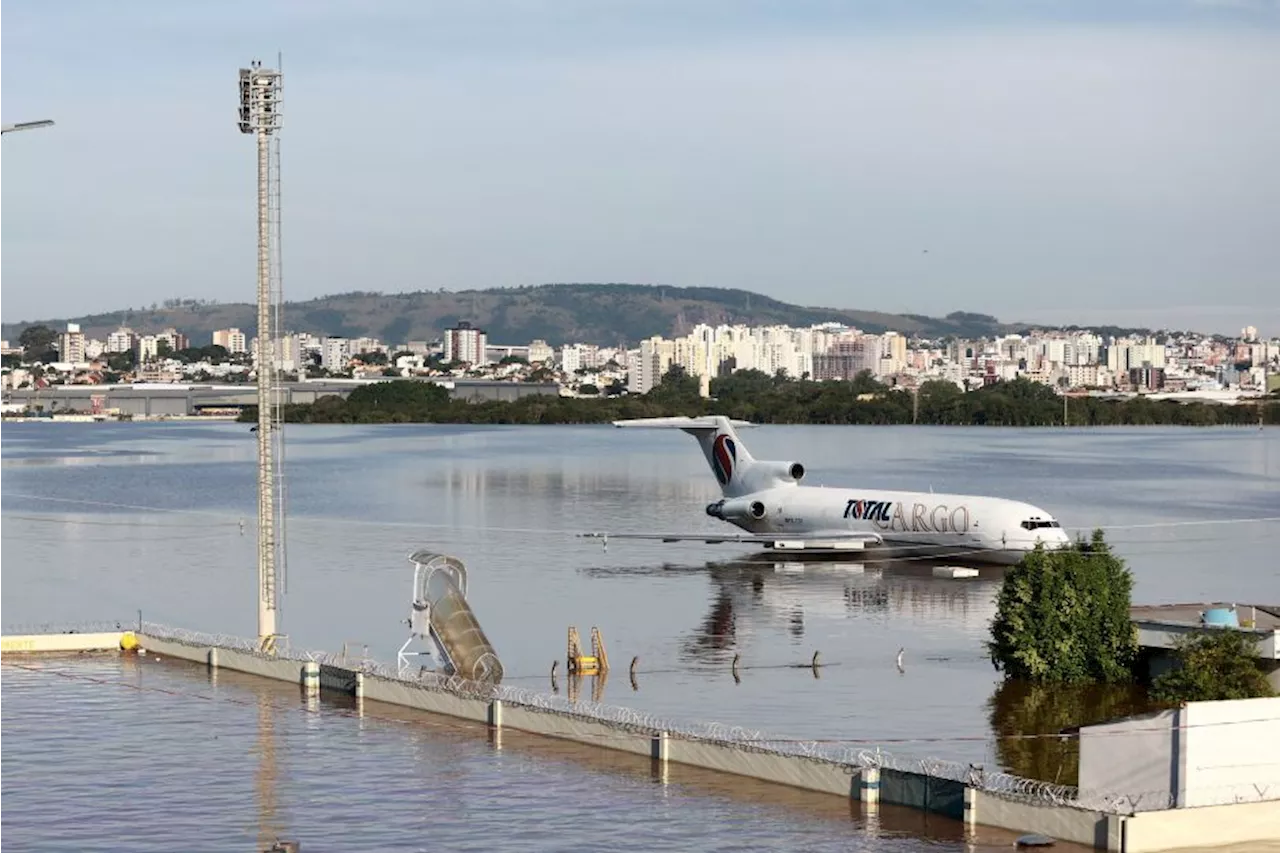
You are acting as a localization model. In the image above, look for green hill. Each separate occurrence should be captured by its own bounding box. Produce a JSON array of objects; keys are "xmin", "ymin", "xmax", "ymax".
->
[{"xmin": 3, "ymin": 283, "xmax": 1015, "ymax": 347}]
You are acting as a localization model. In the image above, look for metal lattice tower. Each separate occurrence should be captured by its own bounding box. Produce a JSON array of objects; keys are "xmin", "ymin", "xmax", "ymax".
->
[{"xmin": 238, "ymin": 60, "xmax": 286, "ymax": 648}]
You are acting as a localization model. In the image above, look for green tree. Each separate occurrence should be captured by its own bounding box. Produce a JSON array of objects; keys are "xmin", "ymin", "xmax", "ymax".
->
[
  {"xmin": 1150, "ymin": 629, "xmax": 1275, "ymax": 704},
  {"xmin": 646, "ymin": 364, "xmax": 702, "ymax": 407},
  {"xmin": 346, "ymin": 379, "xmax": 448, "ymax": 411},
  {"xmin": 106, "ymin": 351, "xmax": 137, "ymax": 372},
  {"xmin": 988, "ymin": 530, "xmax": 1137, "ymax": 684},
  {"xmin": 19, "ymin": 324, "xmax": 58, "ymax": 358}
]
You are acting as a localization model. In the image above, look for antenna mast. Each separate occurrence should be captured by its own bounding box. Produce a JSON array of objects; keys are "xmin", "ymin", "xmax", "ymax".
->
[{"xmin": 239, "ymin": 59, "xmax": 285, "ymax": 650}]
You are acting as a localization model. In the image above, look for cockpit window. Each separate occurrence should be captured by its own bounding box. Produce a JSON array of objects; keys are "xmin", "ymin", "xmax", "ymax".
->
[{"xmin": 1020, "ymin": 519, "xmax": 1061, "ymax": 530}]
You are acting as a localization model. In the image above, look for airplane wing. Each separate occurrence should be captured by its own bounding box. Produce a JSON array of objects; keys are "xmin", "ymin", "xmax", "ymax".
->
[
  {"xmin": 579, "ymin": 531, "xmax": 883, "ymax": 548},
  {"xmin": 612, "ymin": 416, "xmax": 757, "ymax": 429}
]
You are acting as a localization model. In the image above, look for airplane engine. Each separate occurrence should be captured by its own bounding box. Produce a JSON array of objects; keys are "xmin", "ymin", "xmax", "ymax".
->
[
  {"xmin": 706, "ymin": 497, "xmax": 768, "ymax": 521},
  {"xmin": 753, "ymin": 460, "xmax": 805, "ymax": 485}
]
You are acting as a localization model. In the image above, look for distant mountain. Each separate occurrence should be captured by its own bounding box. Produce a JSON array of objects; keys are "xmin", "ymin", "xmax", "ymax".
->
[{"xmin": 2, "ymin": 283, "xmax": 1033, "ymax": 347}]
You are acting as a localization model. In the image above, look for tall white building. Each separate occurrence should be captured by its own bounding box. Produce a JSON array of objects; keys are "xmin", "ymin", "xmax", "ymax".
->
[
  {"xmin": 443, "ymin": 322, "xmax": 488, "ymax": 366},
  {"xmin": 212, "ymin": 328, "xmax": 248, "ymax": 354},
  {"xmin": 59, "ymin": 323, "xmax": 86, "ymax": 364},
  {"xmin": 628, "ymin": 337, "xmax": 674, "ymax": 394},
  {"xmin": 528, "ymin": 340, "xmax": 554, "ymax": 364},
  {"xmin": 321, "ymin": 337, "xmax": 351, "ymax": 371},
  {"xmin": 107, "ymin": 327, "xmax": 136, "ymax": 354},
  {"xmin": 561, "ymin": 345, "xmax": 583, "ymax": 373}
]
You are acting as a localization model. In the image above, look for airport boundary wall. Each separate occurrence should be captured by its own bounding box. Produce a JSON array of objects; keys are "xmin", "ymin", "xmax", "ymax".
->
[{"xmin": 5, "ymin": 620, "xmax": 1276, "ymax": 852}]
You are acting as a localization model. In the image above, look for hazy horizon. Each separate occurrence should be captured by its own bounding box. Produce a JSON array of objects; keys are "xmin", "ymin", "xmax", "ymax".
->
[{"xmin": 3, "ymin": 1, "xmax": 1278, "ymax": 337}]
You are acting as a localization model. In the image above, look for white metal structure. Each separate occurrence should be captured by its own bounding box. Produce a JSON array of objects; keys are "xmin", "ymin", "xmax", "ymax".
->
[
  {"xmin": 1, "ymin": 119, "xmax": 55, "ymax": 134},
  {"xmin": 238, "ymin": 59, "xmax": 286, "ymax": 647},
  {"xmin": 584, "ymin": 416, "xmax": 1073, "ymax": 564},
  {"xmin": 397, "ymin": 550, "xmax": 504, "ymax": 683}
]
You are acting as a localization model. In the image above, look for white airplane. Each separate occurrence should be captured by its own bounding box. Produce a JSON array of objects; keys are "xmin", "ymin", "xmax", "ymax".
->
[{"xmin": 582, "ymin": 416, "xmax": 1073, "ymax": 565}]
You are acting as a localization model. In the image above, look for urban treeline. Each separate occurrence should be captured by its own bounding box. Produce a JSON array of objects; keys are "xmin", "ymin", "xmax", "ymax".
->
[{"xmin": 239, "ymin": 368, "xmax": 1280, "ymax": 426}]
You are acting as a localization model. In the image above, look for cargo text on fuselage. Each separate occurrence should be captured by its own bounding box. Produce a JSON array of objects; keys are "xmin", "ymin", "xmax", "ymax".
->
[{"xmin": 843, "ymin": 499, "xmax": 971, "ymax": 534}]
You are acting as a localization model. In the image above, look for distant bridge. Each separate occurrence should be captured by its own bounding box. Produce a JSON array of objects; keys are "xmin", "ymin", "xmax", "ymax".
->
[{"xmin": 3, "ymin": 379, "xmax": 561, "ymax": 418}]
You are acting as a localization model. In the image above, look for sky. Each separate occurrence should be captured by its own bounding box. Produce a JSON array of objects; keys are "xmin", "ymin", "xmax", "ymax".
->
[{"xmin": 2, "ymin": 0, "xmax": 1278, "ymax": 336}]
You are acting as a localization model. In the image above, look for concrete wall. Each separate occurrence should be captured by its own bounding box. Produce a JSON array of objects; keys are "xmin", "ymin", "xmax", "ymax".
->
[
  {"xmin": 99, "ymin": 633, "xmax": 1280, "ymax": 852},
  {"xmin": 1079, "ymin": 710, "xmax": 1178, "ymax": 812},
  {"xmin": 880, "ymin": 769, "xmax": 966, "ymax": 819},
  {"xmin": 1122, "ymin": 799, "xmax": 1280, "ymax": 853},
  {"xmin": 1181, "ymin": 696, "xmax": 1280, "ymax": 808},
  {"xmin": 137, "ymin": 634, "xmax": 309, "ymax": 684},
  {"xmin": 1, "ymin": 632, "xmax": 125, "ymax": 653},
  {"xmin": 669, "ymin": 739, "xmax": 854, "ymax": 798},
  {"xmin": 973, "ymin": 791, "xmax": 1116, "ymax": 850},
  {"xmin": 1079, "ymin": 698, "xmax": 1280, "ymax": 812}
]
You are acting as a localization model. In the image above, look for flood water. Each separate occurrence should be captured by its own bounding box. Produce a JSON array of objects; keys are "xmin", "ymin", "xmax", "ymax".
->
[{"xmin": 3, "ymin": 422, "xmax": 1278, "ymax": 849}]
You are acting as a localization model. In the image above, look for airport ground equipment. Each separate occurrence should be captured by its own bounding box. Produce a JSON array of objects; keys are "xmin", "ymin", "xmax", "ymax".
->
[{"xmin": 397, "ymin": 551, "xmax": 503, "ymax": 683}]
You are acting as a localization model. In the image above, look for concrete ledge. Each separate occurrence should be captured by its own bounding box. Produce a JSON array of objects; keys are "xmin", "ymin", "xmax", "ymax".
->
[
  {"xmin": 136, "ymin": 634, "xmax": 305, "ymax": 685},
  {"xmin": 86, "ymin": 631, "xmax": 1273, "ymax": 852},
  {"xmin": 360, "ymin": 674, "xmax": 488, "ymax": 723},
  {"xmin": 2, "ymin": 632, "xmax": 125, "ymax": 653},
  {"xmin": 669, "ymin": 737, "xmax": 855, "ymax": 798},
  {"xmin": 500, "ymin": 703, "xmax": 654, "ymax": 756},
  {"xmin": 1122, "ymin": 799, "xmax": 1280, "ymax": 853},
  {"xmin": 974, "ymin": 790, "xmax": 1112, "ymax": 849}
]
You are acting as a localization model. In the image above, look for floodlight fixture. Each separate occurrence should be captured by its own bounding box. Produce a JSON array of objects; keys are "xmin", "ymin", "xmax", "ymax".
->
[
  {"xmin": 238, "ymin": 62, "xmax": 282, "ymax": 135},
  {"xmin": 1, "ymin": 119, "xmax": 56, "ymax": 134}
]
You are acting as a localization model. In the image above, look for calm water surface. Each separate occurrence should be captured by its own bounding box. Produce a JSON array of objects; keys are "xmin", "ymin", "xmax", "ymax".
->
[
  {"xmin": 3, "ymin": 422, "xmax": 1277, "ymax": 849},
  {"xmin": 3, "ymin": 652, "xmax": 1062, "ymax": 853}
]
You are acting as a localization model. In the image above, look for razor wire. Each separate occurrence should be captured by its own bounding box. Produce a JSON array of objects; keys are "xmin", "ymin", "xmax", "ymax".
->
[{"xmin": 125, "ymin": 622, "xmax": 1279, "ymax": 815}]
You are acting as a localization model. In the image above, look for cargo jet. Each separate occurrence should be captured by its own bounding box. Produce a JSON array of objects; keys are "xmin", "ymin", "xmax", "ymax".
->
[{"xmin": 581, "ymin": 416, "xmax": 1072, "ymax": 565}]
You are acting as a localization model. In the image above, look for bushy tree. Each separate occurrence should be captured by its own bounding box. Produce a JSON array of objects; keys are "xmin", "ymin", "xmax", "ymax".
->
[
  {"xmin": 988, "ymin": 530, "xmax": 1136, "ymax": 684},
  {"xmin": 1151, "ymin": 629, "xmax": 1275, "ymax": 704},
  {"xmin": 19, "ymin": 324, "xmax": 58, "ymax": 358}
]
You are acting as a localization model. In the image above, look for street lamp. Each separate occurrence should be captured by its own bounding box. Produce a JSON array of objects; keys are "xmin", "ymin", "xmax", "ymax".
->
[{"xmin": 1, "ymin": 119, "xmax": 55, "ymax": 134}]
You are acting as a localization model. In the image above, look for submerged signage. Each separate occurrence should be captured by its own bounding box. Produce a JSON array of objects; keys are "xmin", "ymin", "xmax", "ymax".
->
[{"xmin": 844, "ymin": 499, "xmax": 971, "ymax": 534}]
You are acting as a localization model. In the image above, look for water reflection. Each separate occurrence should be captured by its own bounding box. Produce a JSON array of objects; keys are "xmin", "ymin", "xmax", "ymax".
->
[
  {"xmin": 256, "ymin": 694, "xmax": 282, "ymax": 850},
  {"xmin": 585, "ymin": 555, "xmax": 1003, "ymax": 667},
  {"xmin": 986, "ymin": 680, "xmax": 1155, "ymax": 786}
]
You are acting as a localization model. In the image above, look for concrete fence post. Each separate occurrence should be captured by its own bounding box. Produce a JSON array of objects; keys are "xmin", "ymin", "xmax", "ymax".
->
[
  {"xmin": 301, "ymin": 661, "xmax": 320, "ymax": 695},
  {"xmin": 652, "ymin": 730, "xmax": 669, "ymax": 765},
  {"xmin": 355, "ymin": 671, "xmax": 365, "ymax": 700},
  {"xmin": 963, "ymin": 786, "xmax": 977, "ymax": 827},
  {"xmin": 859, "ymin": 768, "xmax": 880, "ymax": 805},
  {"xmin": 488, "ymin": 699, "xmax": 503, "ymax": 729},
  {"xmin": 208, "ymin": 647, "xmax": 219, "ymax": 669},
  {"xmin": 1105, "ymin": 813, "xmax": 1126, "ymax": 852}
]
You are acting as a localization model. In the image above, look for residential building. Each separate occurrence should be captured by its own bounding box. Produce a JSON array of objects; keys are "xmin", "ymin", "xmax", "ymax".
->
[
  {"xmin": 212, "ymin": 328, "xmax": 248, "ymax": 354},
  {"xmin": 444, "ymin": 322, "xmax": 488, "ymax": 366},
  {"xmin": 106, "ymin": 327, "xmax": 136, "ymax": 354},
  {"xmin": 59, "ymin": 323, "xmax": 86, "ymax": 364}
]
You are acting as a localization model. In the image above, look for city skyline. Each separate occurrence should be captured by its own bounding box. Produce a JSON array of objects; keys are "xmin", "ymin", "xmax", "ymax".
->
[
  {"xmin": 1, "ymin": 282, "xmax": 1272, "ymax": 344},
  {"xmin": 3, "ymin": 1, "xmax": 1279, "ymax": 333}
]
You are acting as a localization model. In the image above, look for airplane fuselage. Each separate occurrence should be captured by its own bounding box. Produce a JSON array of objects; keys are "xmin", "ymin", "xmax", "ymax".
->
[{"xmin": 706, "ymin": 483, "xmax": 1071, "ymax": 565}]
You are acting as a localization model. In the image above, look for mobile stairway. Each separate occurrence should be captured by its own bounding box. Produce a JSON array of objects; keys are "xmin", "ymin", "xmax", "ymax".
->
[{"xmin": 397, "ymin": 550, "xmax": 504, "ymax": 684}]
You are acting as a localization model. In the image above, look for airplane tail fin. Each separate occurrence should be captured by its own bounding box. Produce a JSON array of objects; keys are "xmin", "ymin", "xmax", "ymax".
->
[{"xmin": 613, "ymin": 416, "xmax": 759, "ymax": 498}]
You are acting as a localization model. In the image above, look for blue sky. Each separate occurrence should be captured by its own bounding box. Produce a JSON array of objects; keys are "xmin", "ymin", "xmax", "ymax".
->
[{"xmin": 3, "ymin": 0, "xmax": 1278, "ymax": 335}]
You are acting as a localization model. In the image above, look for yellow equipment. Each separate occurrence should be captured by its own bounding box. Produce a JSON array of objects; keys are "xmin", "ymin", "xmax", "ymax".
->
[{"xmin": 567, "ymin": 626, "xmax": 609, "ymax": 675}]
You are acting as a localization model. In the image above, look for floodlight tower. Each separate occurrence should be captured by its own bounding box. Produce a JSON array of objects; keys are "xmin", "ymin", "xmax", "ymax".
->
[{"xmin": 238, "ymin": 60, "xmax": 284, "ymax": 648}]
